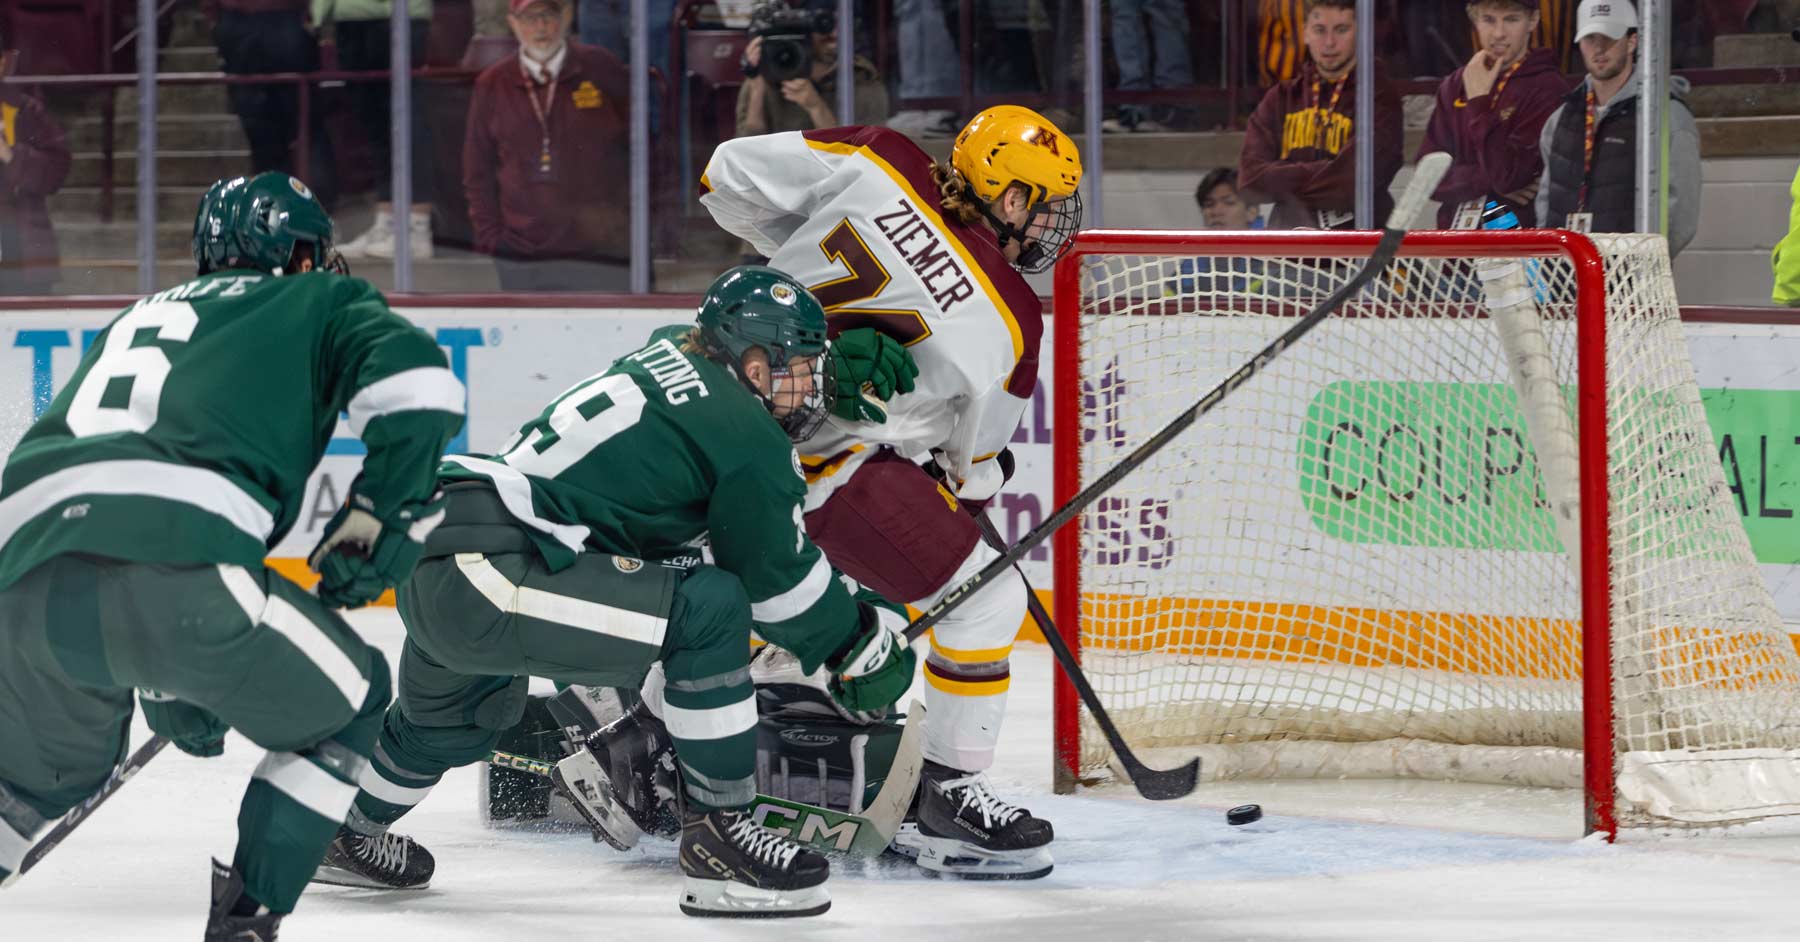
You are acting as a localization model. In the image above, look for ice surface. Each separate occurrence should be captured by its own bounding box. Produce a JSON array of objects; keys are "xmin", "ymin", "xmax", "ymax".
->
[{"xmin": 9, "ymin": 610, "xmax": 1800, "ymax": 940}]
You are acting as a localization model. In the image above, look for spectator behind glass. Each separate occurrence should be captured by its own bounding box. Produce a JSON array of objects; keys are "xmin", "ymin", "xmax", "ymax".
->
[
  {"xmin": 316, "ymin": 0, "xmax": 437, "ymax": 260},
  {"xmin": 1419, "ymin": 0, "xmax": 1570, "ymax": 228},
  {"xmin": 1237, "ymin": 0, "xmax": 1402, "ymax": 231},
  {"xmin": 1105, "ymin": 0, "xmax": 1194, "ymax": 133},
  {"xmin": 212, "ymin": 0, "xmax": 330, "ymax": 201},
  {"xmin": 1170, "ymin": 168, "xmax": 1266, "ymax": 296},
  {"xmin": 736, "ymin": 0, "xmax": 888, "ymax": 137},
  {"xmin": 886, "ymin": 0, "xmax": 960, "ymax": 136},
  {"xmin": 0, "ymin": 42, "xmax": 71, "ymax": 296},
  {"xmin": 1535, "ymin": 0, "xmax": 1698, "ymax": 256},
  {"xmin": 464, "ymin": 0, "xmax": 636, "ymax": 292}
]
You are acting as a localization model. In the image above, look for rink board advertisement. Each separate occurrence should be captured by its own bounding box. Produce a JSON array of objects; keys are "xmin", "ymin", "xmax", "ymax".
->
[{"xmin": 5, "ymin": 307, "xmax": 1800, "ymax": 632}]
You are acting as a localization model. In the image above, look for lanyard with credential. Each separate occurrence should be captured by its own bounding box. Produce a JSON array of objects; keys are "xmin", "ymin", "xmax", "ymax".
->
[
  {"xmin": 1308, "ymin": 66, "xmax": 1348, "ymax": 152},
  {"xmin": 1488, "ymin": 55, "xmax": 1525, "ymax": 103},
  {"xmin": 523, "ymin": 68, "xmax": 559, "ymax": 176},
  {"xmin": 1577, "ymin": 85, "xmax": 1599, "ymax": 211}
]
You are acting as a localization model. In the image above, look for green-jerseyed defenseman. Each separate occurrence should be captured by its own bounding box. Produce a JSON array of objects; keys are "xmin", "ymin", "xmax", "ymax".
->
[
  {"xmin": 310, "ymin": 266, "xmax": 919, "ymax": 919},
  {"xmin": 0, "ymin": 173, "xmax": 465, "ymax": 940}
]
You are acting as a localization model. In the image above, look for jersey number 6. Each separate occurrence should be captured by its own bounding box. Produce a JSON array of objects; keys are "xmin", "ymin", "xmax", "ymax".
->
[{"xmin": 65, "ymin": 301, "xmax": 200, "ymax": 438}]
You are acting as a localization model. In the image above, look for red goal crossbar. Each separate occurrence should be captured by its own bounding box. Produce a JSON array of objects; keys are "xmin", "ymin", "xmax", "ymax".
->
[{"xmin": 1048, "ymin": 229, "xmax": 1624, "ymax": 837}]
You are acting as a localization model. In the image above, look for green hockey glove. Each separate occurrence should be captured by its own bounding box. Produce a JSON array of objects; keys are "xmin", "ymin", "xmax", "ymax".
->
[
  {"xmin": 826, "ymin": 603, "xmax": 918, "ymax": 715},
  {"xmin": 830, "ymin": 328, "xmax": 920, "ymax": 424},
  {"xmin": 138, "ymin": 690, "xmax": 227, "ymax": 758},
  {"xmin": 307, "ymin": 489, "xmax": 447, "ymax": 609}
]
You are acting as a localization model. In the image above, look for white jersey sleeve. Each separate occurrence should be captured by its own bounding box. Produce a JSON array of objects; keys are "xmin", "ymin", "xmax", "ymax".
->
[{"xmin": 699, "ymin": 127, "xmax": 1044, "ymax": 496}]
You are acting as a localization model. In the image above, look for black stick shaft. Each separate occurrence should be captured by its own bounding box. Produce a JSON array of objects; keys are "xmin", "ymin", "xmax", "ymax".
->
[
  {"xmin": 971, "ymin": 515, "xmax": 1198, "ymax": 800},
  {"xmin": 14, "ymin": 735, "xmax": 169, "ymax": 879}
]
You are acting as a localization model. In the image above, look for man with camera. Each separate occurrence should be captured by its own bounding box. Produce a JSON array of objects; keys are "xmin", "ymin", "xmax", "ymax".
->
[{"xmin": 736, "ymin": 0, "xmax": 887, "ymax": 137}]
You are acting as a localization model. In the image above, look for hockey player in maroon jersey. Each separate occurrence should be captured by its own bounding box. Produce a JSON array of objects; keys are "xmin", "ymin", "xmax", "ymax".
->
[{"xmin": 677, "ymin": 106, "xmax": 1082, "ymax": 879}]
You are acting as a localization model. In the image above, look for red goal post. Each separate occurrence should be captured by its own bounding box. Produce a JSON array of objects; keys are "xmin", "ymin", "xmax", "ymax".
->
[{"xmin": 1050, "ymin": 228, "xmax": 1800, "ymax": 839}]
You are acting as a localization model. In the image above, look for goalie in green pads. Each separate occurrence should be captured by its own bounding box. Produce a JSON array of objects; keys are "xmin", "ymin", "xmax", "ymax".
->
[{"xmin": 314, "ymin": 266, "xmax": 918, "ymax": 918}]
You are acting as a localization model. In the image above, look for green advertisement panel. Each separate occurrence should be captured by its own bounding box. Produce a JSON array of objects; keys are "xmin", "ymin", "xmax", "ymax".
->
[{"xmin": 1298, "ymin": 382, "xmax": 1800, "ymax": 564}]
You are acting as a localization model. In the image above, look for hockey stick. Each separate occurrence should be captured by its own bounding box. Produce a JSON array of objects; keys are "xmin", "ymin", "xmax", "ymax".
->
[
  {"xmin": 3, "ymin": 735, "xmax": 170, "ymax": 888},
  {"xmin": 967, "ymin": 513, "xmax": 1198, "ymax": 800},
  {"xmin": 903, "ymin": 152, "xmax": 1454, "ymax": 642},
  {"xmin": 481, "ymin": 698, "xmax": 926, "ymax": 858}
]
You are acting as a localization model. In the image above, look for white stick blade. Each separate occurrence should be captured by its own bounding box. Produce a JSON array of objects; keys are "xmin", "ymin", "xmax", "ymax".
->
[{"xmin": 1387, "ymin": 152, "xmax": 1454, "ymax": 232}]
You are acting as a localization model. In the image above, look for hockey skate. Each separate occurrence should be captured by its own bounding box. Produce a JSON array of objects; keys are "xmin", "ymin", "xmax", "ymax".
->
[
  {"xmin": 205, "ymin": 858, "xmax": 283, "ymax": 942},
  {"xmin": 678, "ymin": 808, "xmax": 830, "ymax": 918},
  {"xmin": 891, "ymin": 760, "xmax": 1054, "ymax": 879},
  {"xmin": 551, "ymin": 701, "xmax": 681, "ymax": 851},
  {"xmin": 309, "ymin": 825, "xmax": 434, "ymax": 890}
]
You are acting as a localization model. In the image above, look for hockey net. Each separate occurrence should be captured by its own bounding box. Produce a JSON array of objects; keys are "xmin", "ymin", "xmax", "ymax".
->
[{"xmin": 1050, "ymin": 229, "xmax": 1800, "ymax": 835}]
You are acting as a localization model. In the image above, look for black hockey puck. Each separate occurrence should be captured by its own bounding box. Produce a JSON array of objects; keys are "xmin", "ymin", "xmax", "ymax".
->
[{"xmin": 1226, "ymin": 804, "xmax": 1263, "ymax": 826}]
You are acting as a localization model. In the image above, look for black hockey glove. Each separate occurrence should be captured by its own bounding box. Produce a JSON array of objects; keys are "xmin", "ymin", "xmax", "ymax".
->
[
  {"xmin": 826, "ymin": 603, "xmax": 917, "ymax": 716},
  {"xmin": 830, "ymin": 328, "xmax": 919, "ymax": 424},
  {"xmin": 308, "ymin": 487, "xmax": 446, "ymax": 609},
  {"xmin": 138, "ymin": 689, "xmax": 227, "ymax": 758}
]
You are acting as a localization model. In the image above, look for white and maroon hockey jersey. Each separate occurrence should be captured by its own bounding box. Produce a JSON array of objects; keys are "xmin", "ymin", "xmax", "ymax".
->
[{"xmin": 699, "ymin": 126, "xmax": 1042, "ymax": 508}]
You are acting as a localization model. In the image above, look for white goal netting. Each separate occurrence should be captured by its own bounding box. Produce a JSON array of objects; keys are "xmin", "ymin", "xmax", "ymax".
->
[{"xmin": 1059, "ymin": 231, "xmax": 1800, "ymax": 831}]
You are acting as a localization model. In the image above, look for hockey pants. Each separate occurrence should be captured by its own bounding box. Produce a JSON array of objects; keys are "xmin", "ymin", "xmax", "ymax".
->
[
  {"xmin": 0, "ymin": 556, "xmax": 391, "ymax": 912},
  {"xmin": 804, "ymin": 449, "xmax": 1027, "ymax": 772},
  {"xmin": 349, "ymin": 550, "xmax": 757, "ymax": 835}
]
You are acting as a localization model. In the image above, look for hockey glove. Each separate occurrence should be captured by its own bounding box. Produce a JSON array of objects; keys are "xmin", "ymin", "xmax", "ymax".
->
[
  {"xmin": 930, "ymin": 448, "xmax": 1016, "ymax": 515},
  {"xmin": 307, "ymin": 489, "xmax": 447, "ymax": 609},
  {"xmin": 826, "ymin": 603, "xmax": 918, "ymax": 716},
  {"xmin": 138, "ymin": 690, "xmax": 227, "ymax": 758},
  {"xmin": 829, "ymin": 328, "xmax": 919, "ymax": 424}
]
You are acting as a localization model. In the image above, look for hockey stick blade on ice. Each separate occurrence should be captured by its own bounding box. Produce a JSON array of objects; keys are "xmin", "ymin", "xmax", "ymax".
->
[
  {"xmin": 483, "ymin": 700, "xmax": 926, "ymax": 859},
  {"xmin": 971, "ymin": 514, "xmax": 1199, "ymax": 799},
  {"xmin": 4, "ymin": 735, "xmax": 170, "ymax": 888},
  {"xmin": 904, "ymin": 151, "xmax": 1454, "ymax": 645}
]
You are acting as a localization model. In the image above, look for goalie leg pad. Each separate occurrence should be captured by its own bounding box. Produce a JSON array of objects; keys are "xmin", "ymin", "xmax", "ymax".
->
[{"xmin": 550, "ymin": 701, "xmax": 681, "ymax": 850}]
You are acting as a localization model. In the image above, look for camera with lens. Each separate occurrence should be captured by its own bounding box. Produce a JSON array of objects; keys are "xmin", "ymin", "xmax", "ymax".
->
[{"xmin": 745, "ymin": 0, "xmax": 835, "ymax": 84}]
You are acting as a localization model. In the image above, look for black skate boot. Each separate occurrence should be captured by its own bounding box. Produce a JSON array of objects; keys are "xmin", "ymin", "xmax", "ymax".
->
[
  {"xmin": 309, "ymin": 824, "xmax": 434, "ymax": 890},
  {"xmin": 552, "ymin": 701, "xmax": 682, "ymax": 851},
  {"xmin": 678, "ymin": 808, "xmax": 831, "ymax": 918},
  {"xmin": 205, "ymin": 859, "xmax": 283, "ymax": 942},
  {"xmin": 892, "ymin": 760, "xmax": 1054, "ymax": 879}
]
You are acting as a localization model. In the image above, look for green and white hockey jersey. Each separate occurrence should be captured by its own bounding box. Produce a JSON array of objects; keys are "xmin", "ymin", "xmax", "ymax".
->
[
  {"xmin": 0, "ymin": 271, "xmax": 466, "ymax": 590},
  {"xmin": 440, "ymin": 325, "xmax": 862, "ymax": 669}
]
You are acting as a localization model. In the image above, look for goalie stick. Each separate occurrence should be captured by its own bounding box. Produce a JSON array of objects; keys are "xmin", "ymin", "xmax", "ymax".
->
[
  {"xmin": 901, "ymin": 152, "xmax": 1456, "ymax": 787},
  {"xmin": 483, "ymin": 698, "xmax": 927, "ymax": 859},
  {"xmin": 3, "ymin": 735, "xmax": 170, "ymax": 888}
]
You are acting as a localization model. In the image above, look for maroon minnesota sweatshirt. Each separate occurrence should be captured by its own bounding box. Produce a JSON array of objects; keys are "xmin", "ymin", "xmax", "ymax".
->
[
  {"xmin": 1237, "ymin": 59, "xmax": 1403, "ymax": 230},
  {"xmin": 1418, "ymin": 47, "xmax": 1571, "ymax": 228}
]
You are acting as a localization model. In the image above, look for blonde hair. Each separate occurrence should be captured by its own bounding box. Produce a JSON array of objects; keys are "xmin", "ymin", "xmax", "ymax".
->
[
  {"xmin": 930, "ymin": 161, "xmax": 989, "ymax": 226},
  {"xmin": 678, "ymin": 327, "xmax": 707, "ymax": 355}
]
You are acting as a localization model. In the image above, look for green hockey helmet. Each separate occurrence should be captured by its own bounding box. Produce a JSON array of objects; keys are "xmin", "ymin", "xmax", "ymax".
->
[
  {"xmin": 192, "ymin": 172, "xmax": 346, "ymax": 277},
  {"xmin": 696, "ymin": 265, "xmax": 837, "ymax": 441}
]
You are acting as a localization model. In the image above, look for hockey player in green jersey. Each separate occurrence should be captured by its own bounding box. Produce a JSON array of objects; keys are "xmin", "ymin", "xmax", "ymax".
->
[
  {"xmin": 0, "ymin": 172, "xmax": 465, "ymax": 939},
  {"xmin": 310, "ymin": 265, "xmax": 917, "ymax": 918}
]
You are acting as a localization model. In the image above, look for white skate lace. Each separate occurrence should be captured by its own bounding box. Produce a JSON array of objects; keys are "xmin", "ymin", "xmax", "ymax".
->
[
  {"xmin": 940, "ymin": 773, "xmax": 1026, "ymax": 829},
  {"xmin": 357, "ymin": 832, "xmax": 410, "ymax": 874},
  {"xmin": 725, "ymin": 813, "xmax": 802, "ymax": 870}
]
